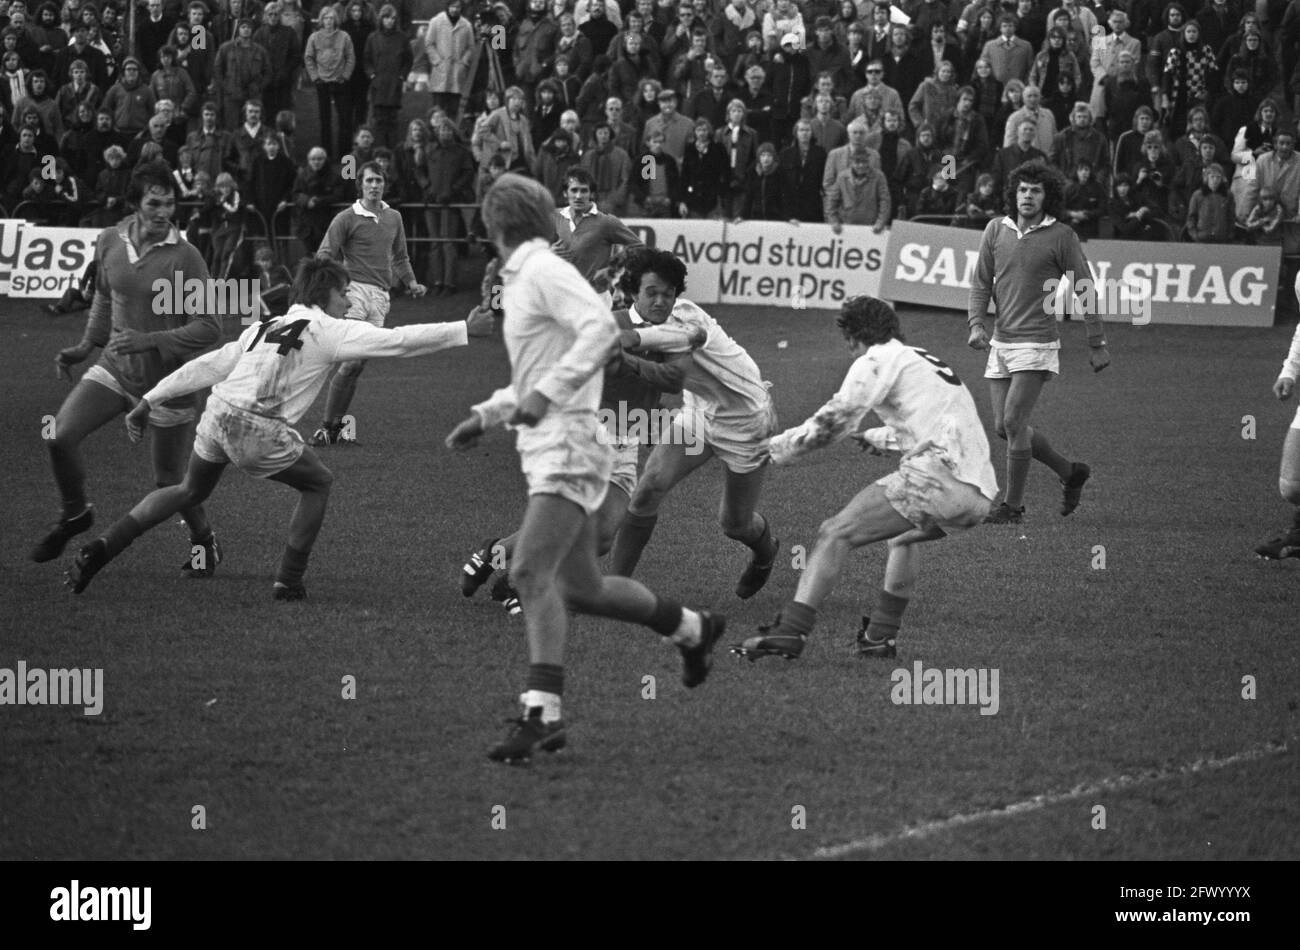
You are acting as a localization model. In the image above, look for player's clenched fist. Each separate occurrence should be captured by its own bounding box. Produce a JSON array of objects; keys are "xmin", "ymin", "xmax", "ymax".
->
[
  {"xmin": 125, "ymin": 399, "xmax": 151, "ymax": 443},
  {"xmin": 510, "ymin": 390, "xmax": 551, "ymax": 426},
  {"xmin": 445, "ymin": 415, "xmax": 485, "ymax": 451},
  {"xmin": 55, "ymin": 342, "xmax": 95, "ymax": 380},
  {"xmin": 967, "ymin": 323, "xmax": 990, "ymax": 351},
  {"xmin": 1275, "ymin": 376, "xmax": 1295, "ymax": 400}
]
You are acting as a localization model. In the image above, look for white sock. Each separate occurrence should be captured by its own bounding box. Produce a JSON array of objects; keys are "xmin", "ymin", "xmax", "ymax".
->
[
  {"xmin": 669, "ymin": 609, "xmax": 702, "ymax": 647},
  {"xmin": 519, "ymin": 690, "xmax": 563, "ymax": 723}
]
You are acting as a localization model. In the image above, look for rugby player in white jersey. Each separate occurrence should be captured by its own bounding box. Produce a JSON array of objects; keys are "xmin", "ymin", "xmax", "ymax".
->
[
  {"xmin": 608, "ymin": 249, "xmax": 781, "ymax": 599},
  {"xmin": 1254, "ymin": 285, "xmax": 1300, "ymax": 560},
  {"xmin": 444, "ymin": 174, "xmax": 725, "ymax": 765},
  {"xmin": 733, "ymin": 296, "xmax": 998, "ymax": 660},
  {"xmin": 65, "ymin": 258, "xmax": 493, "ymax": 599}
]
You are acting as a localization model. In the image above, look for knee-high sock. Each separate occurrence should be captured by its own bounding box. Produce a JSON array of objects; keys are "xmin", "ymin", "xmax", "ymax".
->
[
  {"xmin": 1004, "ymin": 447, "xmax": 1033, "ymax": 509},
  {"xmin": 323, "ymin": 371, "xmax": 359, "ymax": 427},
  {"xmin": 868, "ymin": 590, "xmax": 909, "ymax": 641}
]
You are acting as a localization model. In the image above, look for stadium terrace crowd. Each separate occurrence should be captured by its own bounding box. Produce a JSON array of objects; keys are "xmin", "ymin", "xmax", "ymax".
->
[{"xmin": 7, "ymin": 0, "xmax": 1300, "ymax": 286}]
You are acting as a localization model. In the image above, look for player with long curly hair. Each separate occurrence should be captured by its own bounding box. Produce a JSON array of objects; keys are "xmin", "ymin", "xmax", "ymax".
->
[{"xmin": 968, "ymin": 158, "xmax": 1111, "ymax": 524}]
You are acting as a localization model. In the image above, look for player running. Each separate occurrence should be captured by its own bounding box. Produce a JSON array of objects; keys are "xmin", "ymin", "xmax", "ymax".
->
[
  {"xmin": 733, "ymin": 296, "xmax": 998, "ymax": 661},
  {"xmin": 551, "ymin": 167, "xmax": 644, "ymax": 301},
  {"xmin": 31, "ymin": 160, "xmax": 223, "ymax": 578},
  {"xmin": 968, "ymin": 159, "xmax": 1110, "ymax": 524},
  {"xmin": 66, "ymin": 258, "xmax": 493, "ymax": 599},
  {"xmin": 460, "ymin": 301, "xmax": 702, "ymax": 616},
  {"xmin": 309, "ymin": 161, "xmax": 428, "ymax": 447},
  {"xmin": 608, "ymin": 249, "xmax": 780, "ymax": 599},
  {"xmin": 445, "ymin": 174, "xmax": 724, "ymax": 765},
  {"xmin": 1254, "ymin": 292, "xmax": 1300, "ymax": 560}
]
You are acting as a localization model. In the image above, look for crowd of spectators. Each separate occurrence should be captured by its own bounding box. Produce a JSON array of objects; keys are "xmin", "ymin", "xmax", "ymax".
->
[{"xmin": 7, "ymin": 0, "xmax": 1300, "ymax": 292}]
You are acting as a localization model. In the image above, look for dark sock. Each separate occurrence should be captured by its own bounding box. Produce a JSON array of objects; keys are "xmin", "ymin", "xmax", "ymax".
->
[
  {"xmin": 868, "ymin": 590, "xmax": 909, "ymax": 642},
  {"xmin": 275, "ymin": 545, "xmax": 311, "ymax": 587},
  {"xmin": 776, "ymin": 600, "xmax": 817, "ymax": 638},
  {"xmin": 1004, "ymin": 447, "xmax": 1032, "ymax": 509},
  {"xmin": 1292, "ymin": 508, "xmax": 1300, "ymax": 529},
  {"xmin": 746, "ymin": 514, "xmax": 775, "ymax": 559},
  {"xmin": 182, "ymin": 512, "xmax": 211, "ymax": 544},
  {"xmin": 610, "ymin": 511, "xmax": 658, "ymax": 577},
  {"xmin": 1029, "ymin": 427, "xmax": 1073, "ymax": 480},
  {"xmin": 646, "ymin": 595, "xmax": 684, "ymax": 637},
  {"xmin": 103, "ymin": 515, "xmax": 145, "ymax": 559},
  {"xmin": 61, "ymin": 498, "xmax": 89, "ymax": 520},
  {"xmin": 525, "ymin": 663, "xmax": 564, "ymax": 696}
]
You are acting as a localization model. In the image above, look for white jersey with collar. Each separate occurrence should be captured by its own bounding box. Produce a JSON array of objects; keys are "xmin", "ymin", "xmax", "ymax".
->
[
  {"xmin": 629, "ymin": 299, "xmax": 770, "ymax": 417},
  {"xmin": 771, "ymin": 337, "xmax": 998, "ymax": 500}
]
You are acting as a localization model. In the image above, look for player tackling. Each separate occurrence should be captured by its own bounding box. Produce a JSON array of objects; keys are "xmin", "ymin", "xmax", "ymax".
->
[
  {"xmin": 608, "ymin": 250, "xmax": 781, "ymax": 598},
  {"xmin": 66, "ymin": 259, "xmax": 492, "ymax": 599},
  {"xmin": 445, "ymin": 174, "xmax": 724, "ymax": 765},
  {"xmin": 968, "ymin": 159, "xmax": 1110, "ymax": 523},
  {"xmin": 733, "ymin": 296, "xmax": 998, "ymax": 660}
]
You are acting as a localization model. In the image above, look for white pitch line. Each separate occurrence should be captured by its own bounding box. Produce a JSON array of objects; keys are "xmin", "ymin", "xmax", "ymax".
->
[{"xmin": 812, "ymin": 737, "xmax": 1294, "ymax": 860}]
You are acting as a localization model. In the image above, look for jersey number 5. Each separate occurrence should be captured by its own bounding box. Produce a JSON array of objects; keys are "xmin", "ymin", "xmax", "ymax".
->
[
  {"xmin": 911, "ymin": 347, "xmax": 961, "ymax": 386},
  {"xmin": 247, "ymin": 319, "xmax": 309, "ymax": 355}
]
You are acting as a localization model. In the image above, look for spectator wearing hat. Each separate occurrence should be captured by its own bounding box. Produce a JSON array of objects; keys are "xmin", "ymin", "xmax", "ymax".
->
[
  {"xmin": 101, "ymin": 57, "xmax": 156, "ymax": 137},
  {"xmin": 213, "ymin": 16, "xmax": 269, "ymax": 130},
  {"xmin": 1185, "ymin": 161, "xmax": 1234, "ymax": 241},
  {"xmin": 53, "ymin": 20, "xmax": 107, "ymax": 89},
  {"xmin": 644, "ymin": 87, "xmax": 696, "ymax": 164},
  {"xmin": 770, "ymin": 30, "xmax": 811, "ymax": 147},
  {"xmin": 825, "ymin": 144, "xmax": 888, "ymax": 232}
]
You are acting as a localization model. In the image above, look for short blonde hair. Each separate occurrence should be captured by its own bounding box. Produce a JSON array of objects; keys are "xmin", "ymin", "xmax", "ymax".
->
[{"xmin": 482, "ymin": 174, "xmax": 557, "ymax": 247}]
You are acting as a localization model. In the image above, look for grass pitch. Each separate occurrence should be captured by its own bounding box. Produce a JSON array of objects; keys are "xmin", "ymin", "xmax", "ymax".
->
[{"xmin": 2, "ymin": 294, "xmax": 1297, "ymax": 860}]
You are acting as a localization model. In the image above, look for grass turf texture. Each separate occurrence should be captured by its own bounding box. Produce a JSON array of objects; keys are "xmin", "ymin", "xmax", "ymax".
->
[{"xmin": 2, "ymin": 295, "xmax": 1298, "ymax": 860}]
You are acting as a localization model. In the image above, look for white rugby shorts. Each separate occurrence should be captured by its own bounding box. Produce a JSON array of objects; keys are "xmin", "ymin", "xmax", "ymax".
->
[
  {"xmin": 344, "ymin": 281, "xmax": 391, "ymax": 328},
  {"xmin": 83, "ymin": 364, "xmax": 195, "ymax": 428},
  {"xmin": 608, "ymin": 440, "xmax": 641, "ymax": 498},
  {"xmin": 876, "ymin": 447, "xmax": 993, "ymax": 533},
  {"xmin": 675, "ymin": 394, "xmax": 778, "ymax": 474},
  {"xmin": 193, "ymin": 396, "xmax": 304, "ymax": 478},
  {"xmin": 516, "ymin": 413, "xmax": 614, "ymax": 515},
  {"xmin": 984, "ymin": 340, "xmax": 1061, "ymax": 379}
]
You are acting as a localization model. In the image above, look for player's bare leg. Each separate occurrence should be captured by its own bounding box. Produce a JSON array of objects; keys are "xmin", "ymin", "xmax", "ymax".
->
[
  {"xmin": 595, "ymin": 484, "xmax": 631, "ymax": 557},
  {"xmin": 265, "ymin": 449, "xmax": 335, "ymax": 599},
  {"xmin": 150, "ymin": 418, "xmax": 218, "ymax": 575},
  {"xmin": 66, "ymin": 453, "xmax": 228, "ymax": 594},
  {"xmin": 734, "ymin": 485, "xmax": 941, "ymax": 660},
  {"xmin": 987, "ymin": 371, "xmax": 1089, "ymax": 521},
  {"xmin": 1255, "ymin": 427, "xmax": 1300, "ymax": 559},
  {"xmin": 720, "ymin": 464, "xmax": 779, "ymax": 598},
  {"xmin": 32, "ymin": 379, "xmax": 126, "ymax": 562},
  {"xmin": 610, "ymin": 439, "xmax": 714, "ymax": 576}
]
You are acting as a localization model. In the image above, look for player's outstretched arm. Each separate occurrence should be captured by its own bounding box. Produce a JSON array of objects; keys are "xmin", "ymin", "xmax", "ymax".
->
[
  {"xmin": 621, "ymin": 323, "xmax": 707, "ymax": 352},
  {"xmin": 770, "ymin": 395, "xmax": 871, "ymax": 464},
  {"xmin": 139, "ymin": 339, "xmax": 245, "ymax": 406},
  {"xmin": 331, "ymin": 317, "xmax": 476, "ymax": 362}
]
